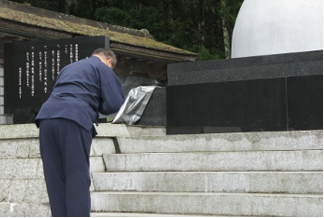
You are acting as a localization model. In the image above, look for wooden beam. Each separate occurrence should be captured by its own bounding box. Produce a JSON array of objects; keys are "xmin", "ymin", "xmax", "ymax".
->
[
  {"xmin": 111, "ymin": 42, "xmax": 196, "ymax": 63},
  {"xmin": 0, "ymin": 19, "xmax": 73, "ymax": 39}
]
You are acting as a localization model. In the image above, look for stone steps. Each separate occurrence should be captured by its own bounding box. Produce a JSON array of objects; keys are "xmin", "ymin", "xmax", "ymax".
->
[
  {"xmin": 116, "ymin": 130, "xmax": 322, "ymax": 153},
  {"xmin": 91, "ymin": 130, "xmax": 323, "ymax": 217},
  {"xmin": 92, "ymin": 172, "xmax": 322, "ymax": 194},
  {"xmin": 103, "ymin": 150, "xmax": 322, "ymax": 172},
  {"xmin": 0, "ymin": 124, "xmax": 322, "ymax": 217},
  {"xmin": 91, "ymin": 212, "xmax": 211, "ymax": 217},
  {"xmin": 90, "ymin": 192, "xmax": 322, "ymax": 217},
  {"xmin": 93, "ymin": 150, "xmax": 322, "ymax": 216}
]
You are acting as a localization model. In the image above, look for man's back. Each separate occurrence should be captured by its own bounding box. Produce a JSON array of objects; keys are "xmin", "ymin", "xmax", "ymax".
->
[{"xmin": 36, "ymin": 56, "xmax": 124, "ymax": 132}]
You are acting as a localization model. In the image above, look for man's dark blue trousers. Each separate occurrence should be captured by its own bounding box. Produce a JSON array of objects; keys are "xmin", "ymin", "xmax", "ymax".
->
[{"xmin": 39, "ymin": 118, "xmax": 92, "ymax": 217}]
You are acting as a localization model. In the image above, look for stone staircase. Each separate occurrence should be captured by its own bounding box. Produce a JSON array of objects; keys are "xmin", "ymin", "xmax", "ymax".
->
[
  {"xmin": 0, "ymin": 124, "xmax": 322, "ymax": 216},
  {"xmin": 90, "ymin": 129, "xmax": 323, "ymax": 217}
]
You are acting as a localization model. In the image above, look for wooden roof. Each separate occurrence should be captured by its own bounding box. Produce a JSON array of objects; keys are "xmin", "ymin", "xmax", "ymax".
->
[{"xmin": 0, "ymin": 0, "xmax": 196, "ymax": 62}]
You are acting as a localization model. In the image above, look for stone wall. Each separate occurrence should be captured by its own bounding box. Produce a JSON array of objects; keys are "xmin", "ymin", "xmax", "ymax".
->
[{"xmin": 0, "ymin": 123, "xmax": 130, "ymax": 216}]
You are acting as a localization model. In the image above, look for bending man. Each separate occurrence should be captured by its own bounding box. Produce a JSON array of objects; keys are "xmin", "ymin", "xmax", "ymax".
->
[{"xmin": 35, "ymin": 48, "xmax": 125, "ymax": 216}]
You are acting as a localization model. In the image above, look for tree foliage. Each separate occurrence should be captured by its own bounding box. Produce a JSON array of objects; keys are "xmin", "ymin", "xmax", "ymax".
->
[
  {"xmin": 9, "ymin": 0, "xmax": 243, "ymax": 60},
  {"xmin": 12, "ymin": 0, "xmax": 67, "ymax": 13}
]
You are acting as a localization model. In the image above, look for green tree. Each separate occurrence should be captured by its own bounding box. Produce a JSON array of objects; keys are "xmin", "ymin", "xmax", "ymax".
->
[
  {"xmin": 10, "ymin": 0, "xmax": 67, "ymax": 13},
  {"xmin": 8, "ymin": 0, "xmax": 244, "ymax": 61},
  {"xmin": 218, "ymin": 0, "xmax": 243, "ymax": 58}
]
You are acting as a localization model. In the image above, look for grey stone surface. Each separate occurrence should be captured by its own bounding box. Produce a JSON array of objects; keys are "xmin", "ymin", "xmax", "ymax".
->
[
  {"xmin": 90, "ymin": 157, "xmax": 106, "ymax": 173},
  {"xmin": 126, "ymin": 126, "xmax": 166, "ymax": 136},
  {"xmin": 91, "ymin": 212, "xmax": 199, "ymax": 217},
  {"xmin": 92, "ymin": 172, "xmax": 322, "ymax": 194},
  {"xmin": 95, "ymin": 124, "xmax": 130, "ymax": 137},
  {"xmin": 137, "ymin": 88, "xmax": 166, "ymax": 126},
  {"xmin": 117, "ymin": 130, "xmax": 323, "ymax": 153},
  {"xmin": 0, "ymin": 179, "xmax": 48, "ymax": 203},
  {"xmin": 0, "ymin": 139, "xmax": 38, "ymax": 159},
  {"xmin": 0, "ymin": 123, "xmax": 131, "ymax": 139},
  {"xmin": 103, "ymin": 150, "xmax": 322, "ymax": 172},
  {"xmin": 0, "ymin": 202, "xmax": 50, "ymax": 217},
  {"xmin": 0, "ymin": 127, "xmax": 322, "ymax": 217},
  {"xmin": 90, "ymin": 138, "xmax": 115, "ymax": 156},
  {"xmin": 91, "ymin": 192, "xmax": 323, "ymax": 217},
  {"xmin": 0, "ymin": 138, "xmax": 114, "ymax": 158},
  {"xmin": 0, "ymin": 124, "xmax": 39, "ymax": 139},
  {"xmin": 0, "ymin": 159, "xmax": 43, "ymax": 179},
  {"xmin": 0, "ymin": 123, "xmax": 165, "ymax": 139},
  {"xmin": 167, "ymin": 50, "xmax": 323, "ymax": 86},
  {"xmin": 0, "ymin": 158, "xmax": 104, "ymax": 178}
]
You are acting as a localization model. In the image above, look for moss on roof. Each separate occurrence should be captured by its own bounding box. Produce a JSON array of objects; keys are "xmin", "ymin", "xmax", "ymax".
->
[{"xmin": 0, "ymin": 7, "xmax": 196, "ymax": 56}]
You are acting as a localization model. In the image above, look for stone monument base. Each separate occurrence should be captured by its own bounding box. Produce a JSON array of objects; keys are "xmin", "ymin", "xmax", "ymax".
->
[{"xmin": 165, "ymin": 50, "xmax": 323, "ymax": 134}]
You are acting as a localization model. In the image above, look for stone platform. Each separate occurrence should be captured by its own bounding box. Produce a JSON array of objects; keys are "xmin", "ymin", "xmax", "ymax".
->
[{"xmin": 0, "ymin": 123, "xmax": 322, "ymax": 216}]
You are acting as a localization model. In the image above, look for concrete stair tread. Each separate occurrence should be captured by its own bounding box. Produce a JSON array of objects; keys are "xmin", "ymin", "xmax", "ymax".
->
[
  {"xmin": 90, "ymin": 192, "xmax": 323, "ymax": 217},
  {"xmin": 90, "ymin": 212, "xmax": 218, "ymax": 217},
  {"xmin": 103, "ymin": 150, "xmax": 323, "ymax": 172},
  {"xmin": 90, "ymin": 212, "xmax": 238, "ymax": 217},
  {"xmin": 116, "ymin": 130, "xmax": 323, "ymax": 153},
  {"xmin": 91, "ymin": 171, "xmax": 323, "ymax": 194},
  {"xmin": 91, "ymin": 191, "xmax": 322, "ymax": 197},
  {"xmin": 104, "ymin": 150, "xmax": 323, "ymax": 155},
  {"xmin": 92, "ymin": 171, "xmax": 323, "ymax": 173}
]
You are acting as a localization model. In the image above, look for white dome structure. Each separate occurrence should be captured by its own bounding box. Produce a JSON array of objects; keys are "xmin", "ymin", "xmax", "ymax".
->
[{"xmin": 231, "ymin": 0, "xmax": 323, "ymax": 58}]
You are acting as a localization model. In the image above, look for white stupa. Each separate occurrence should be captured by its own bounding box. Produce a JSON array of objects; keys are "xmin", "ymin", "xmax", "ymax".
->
[{"xmin": 231, "ymin": 0, "xmax": 323, "ymax": 58}]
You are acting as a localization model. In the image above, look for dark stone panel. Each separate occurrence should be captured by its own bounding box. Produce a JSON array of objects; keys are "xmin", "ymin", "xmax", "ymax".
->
[
  {"xmin": 4, "ymin": 36, "xmax": 109, "ymax": 124},
  {"xmin": 166, "ymin": 78, "xmax": 288, "ymax": 134},
  {"xmin": 287, "ymin": 75, "xmax": 323, "ymax": 130},
  {"xmin": 138, "ymin": 51, "xmax": 323, "ymax": 131},
  {"xmin": 168, "ymin": 50, "xmax": 323, "ymax": 86},
  {"xmin": 137, "ymin": 87, "xmax": 166, "ymax": 126}
]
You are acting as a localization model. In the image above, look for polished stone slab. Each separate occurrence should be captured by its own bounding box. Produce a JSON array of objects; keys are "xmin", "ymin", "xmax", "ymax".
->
[
  {"xmin": 138, "ymin": 87, "xmax": 166, "ymax": 126},
  {"xmin": 166, "ymin": 74, "xmax": 323, "ymax": 134},
  {"xmin": 165, "ymin": 50, "xmax": 323, "ymax": 133},
  {"xmin": 167, "ymin": 50, "xmax": 323, "ymax": 86}
]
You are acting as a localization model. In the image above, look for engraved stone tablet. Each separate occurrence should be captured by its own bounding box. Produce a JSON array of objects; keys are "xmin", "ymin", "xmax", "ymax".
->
[{"xmin": 4, "ymin": 36, "xmax": 109, "ymax": 124}]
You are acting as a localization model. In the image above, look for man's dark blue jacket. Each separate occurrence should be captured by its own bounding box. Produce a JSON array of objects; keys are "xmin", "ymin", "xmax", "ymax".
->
[{"xmin": 35, "ymin": 56, "xmax": 125, "ymax": 136}]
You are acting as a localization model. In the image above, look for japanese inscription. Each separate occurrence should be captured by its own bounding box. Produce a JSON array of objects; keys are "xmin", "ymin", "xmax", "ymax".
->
[
  {"xmin": 4, "ymin": 36, "xmax": 109, "ymax": 124},
  {"xmin": 19, "ymin": 43, "xmax": 78, "ymax": 98}
]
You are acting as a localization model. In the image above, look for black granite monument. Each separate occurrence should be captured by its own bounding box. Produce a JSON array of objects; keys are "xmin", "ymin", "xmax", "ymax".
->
[
  {"xmin": 4, "ymin": 36, "xmax": 109, "ymax": 124},
  {"xmin": 166, "ymin": 50, "xmax": 323, "ymax": 134}
]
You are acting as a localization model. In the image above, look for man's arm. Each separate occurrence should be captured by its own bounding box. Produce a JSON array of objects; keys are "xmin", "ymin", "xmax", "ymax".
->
[{"xmin": 98, "ymin": 68, "xmax": 125, "ymax": 115}]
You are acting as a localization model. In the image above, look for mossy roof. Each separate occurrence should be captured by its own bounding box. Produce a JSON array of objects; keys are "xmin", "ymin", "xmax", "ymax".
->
[{"xmin": 0, "ymin": 3, "xmax": 196, "ymax": 57}]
